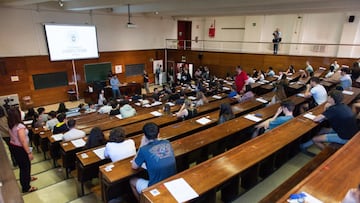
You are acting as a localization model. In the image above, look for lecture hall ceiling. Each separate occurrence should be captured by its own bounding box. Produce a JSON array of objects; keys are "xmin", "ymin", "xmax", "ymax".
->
[{"xmin": 0, "ymin": 0, "xmax": 359, "ymax": 16}]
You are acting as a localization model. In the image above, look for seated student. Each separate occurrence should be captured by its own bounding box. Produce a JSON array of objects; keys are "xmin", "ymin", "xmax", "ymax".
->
[
  {"xmin": 152, "ymin": 88, "xmax": 160, "ymax": 101},
  {"xmin": 78, "ymin": 103, "xmax": 86, "ymax": 113},
  {"xmin": 286, "ymin": 65, "xmax": 296, "ymax": 75},
  {"xmin": 45, "ymin": 111, "xmax": 58, "ymax": 131},
  {"xmin": 37, "ymin": 107, "xmax": 48, "ymax": 124},
  {"xmin": 173, "ymin": 99, "xmax": 193, "ymax": 119},
  {"xmin": 252, "ymin": 68, "xmax": 259, "ymax": 78},
  {"xmin": 234, "ymin": 84, "xmax": 255, "ymax": 103},
  {"xmin": 194, "ymin": 91, "xmax": 208, "ymax": 107},
  {"xmin": 180, "ymin": 69, "xmax": 192, "ymax": 84},
  {"xmin": 194, "ymin": 68, "xmax": 202, "ymax": 80},
  {"xmin": 63, "ymin": 119, "xmax": 85, "ymax": 141},
  {"xmin": 268, "ymin": 75, "xmax": 289, "ymax": 105},
  {"xmin": 98, "ymin": 101, "xmax": 112, "ymax": 114},
  {"xmin": 98, "ymin": 89, "xmax": 106, "ymax": 106},
  {"xmin": 325, "ymin": 65, "xmax": 336, "ymax": 78},
  {"xmin": 104, "ymin": 127, "xmax": 136, "ymax": 162},
  {"xmin": 252, "ymin": 100, "xmax": 295, "ymax": 138},
  {"xmin": 218, "ymin": 103, "xmax": 235, "ymax": 124},
  {"xmin": 266, "ymin": 67, "xmax": 275, "ymax": 77},
  {"xmin": 85, "ymin": 127, "xmax": 106, "ymax": 149},
  {"xmin": 255, "ymin": 70, "xmax": 266, "ymax": 82},
  {"xmin": 52, "ymin": 113, "xmax": 69, "ymax": 134},
  {"xmin": 301, "ymin": 77, "xmax": 328, "ymax": 112},
  {"xmin": 305, "ymin": 60, "xmax": 314, "ymax": 77},
  {"xmin": 340, "ymin": 67, "xmax": 352, "ymax": 90},
  {"xmin": 32, "ymin": 113, "xmax": 43, "ymax": 128},
  {"xmin": 57, "ymin": 102, "xmax": 68, "ymax": 114},
  {"xmin": 130, "ymin": 123, "xmax": 176, "ymax": 200},
  {"xmin": 120, "ymin": 104, "xmax": 136, "ymax": 118},
  {"xmin": 85, "ymin": 102, "xmax": 97, "ymax": 113},
  {"xmin": 301, "ymin": 90, "xmax": 358, "ymax": 151},
  {"xmin": 109, "ymin": 102, "xmax": 120, "ymax": 116},
  {"xmin": 24, "ymin": 108, "xmax": 36, "ymax": 121}
]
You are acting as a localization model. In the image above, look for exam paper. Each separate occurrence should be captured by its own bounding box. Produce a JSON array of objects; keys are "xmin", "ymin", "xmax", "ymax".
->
[
  {"xmin": 115, "ymin": 114, "xmax": 123, "ymax": 119},
  {"xmin": 150, "ymin": 111, "xmax": 162, "ymax": 117},
  {"xmin": 166, "ymin": 102, "xmax": 175, "ymax": 107},
  {"xmin": 51, "ymin": 134, "xmax": 63, "ymax": 141},
  {"xmin": 303, "ymin": 113, "xmax": 316, "ymax": 120},
  {"xmin": 342, "ymin": 90, "xmax": 354, "ymax": 95},
  {"xmin": 188, "ymin": 96, "xmax": 196, "ymax": 100},
  {"xmin": 256, "ymin": 98, "xmax": 268, "ymax": 103},
  {"xmin": 212, "ymin": 95, "xmax": 222, "ymax": 99},
  {"xmin": 196, "ymin": 117, "xmax": 212, "ymax": 125},
  {"xmin": 222, "ymin": 87, "xmax": 230, "ymax": 90},
  {"xmin": 297, "ymin": 93, "xmax": 305, "ymax": 97},
  {"xmin": 164, "ymin": 178, "xmax": 199, "ymax": 203},
  {"xmin": 71, "ymin": 138, "xmax": 86, "ymax": 148},
  {"xmin": 23, "ymin": 120, "xmax": 33, "ymax": 125},
  {"xmin": 244, "ymin": 114, "xmax": 262, "ymax": 122},
  {"xmin": 93, "ymin": 147, "xmax": 106, "ymax": 160}
]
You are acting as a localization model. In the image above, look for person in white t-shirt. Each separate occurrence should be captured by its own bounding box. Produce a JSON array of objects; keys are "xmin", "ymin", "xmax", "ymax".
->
[
  {"xmin": 301, "ymin": 77, "xmax": 328, "ymax": 112},
  {"xmin": 63, "ymin": 119, "xmax": 85, "ymax": 142},
  {"xmin": 45, "ymin": 111, "xmax": 58, "ymax": 131},
  {"xmin": 104, "ymin": 127, "xmax": 136, "ymax": 162}
]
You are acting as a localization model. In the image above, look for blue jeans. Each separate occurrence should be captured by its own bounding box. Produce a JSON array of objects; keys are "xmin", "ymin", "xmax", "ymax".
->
[{"xmin": 112, "ymin": 88, "xmax": 120, "ymax": 98}]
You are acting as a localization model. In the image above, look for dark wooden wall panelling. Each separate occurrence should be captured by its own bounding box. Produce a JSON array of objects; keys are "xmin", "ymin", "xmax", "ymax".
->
[
  {"xmin": 167, "ymin": 50, "xmax": 356, "ymax": 78},
  {"xmin": 0, "ymin": 49, "xmax": 164, "ymax": 107}
]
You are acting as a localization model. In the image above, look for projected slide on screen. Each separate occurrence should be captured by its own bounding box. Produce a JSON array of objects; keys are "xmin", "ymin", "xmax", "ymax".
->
[{"xmin": 44, "ymin": 24, "xmax": 99, "ymax": 61}]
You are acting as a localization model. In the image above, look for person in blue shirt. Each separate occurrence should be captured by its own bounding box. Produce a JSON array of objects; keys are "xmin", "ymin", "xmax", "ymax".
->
[
  {"xmin": 252, "ymin": 100, "xmax": 295, "ymax": 138},
  {"xmin": 110, "ymin": 74, "xmax": 121, "ymax": 99},
  {"xmin": 130, "ymin": 122, "xmax": 176, "ymax": 200},
  {"xmin": 340, "ymin": 68, "xmax": 352, "ymax": 90}
]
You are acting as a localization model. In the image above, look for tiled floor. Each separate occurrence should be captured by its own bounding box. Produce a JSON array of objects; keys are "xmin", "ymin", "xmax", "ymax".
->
[{"xmin": 9, "ymin": 84, "xmax": 322, "ymax": 203}]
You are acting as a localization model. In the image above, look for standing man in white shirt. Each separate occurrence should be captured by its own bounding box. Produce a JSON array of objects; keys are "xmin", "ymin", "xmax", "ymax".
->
[{"xmin": 63, "ymin": 119, "xmax": 85, "ymax": 141}]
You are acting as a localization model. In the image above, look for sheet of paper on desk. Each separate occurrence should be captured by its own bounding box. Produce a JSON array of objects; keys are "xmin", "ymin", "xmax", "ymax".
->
[
  {"xmin": 23, "ymin": 120, "xmax": 33, "ymax": 125},
  {"xmin": 144, "ymin": 104, "xmax": 151, "ymax": 108},
  {"xmin": 288, "ymin": 192, "xmax": 323, "ymax": 203},
  {"xmin": 71, "ymin": 138, "xmax": 86, "ymax": 148},
  {"xmin": 342, "ymin": 90, "xmax": 354, "ymax": 95},
  {"xmin": 256, "ymin": 98, "xmax": 268, "ymax": 103},
  {"xmin": 135, "ymin": 102, "xmax": 141, "ymax": 106},
  {"xmin": 115, "ymin": 114, "xmax": 123, "ymax": 119},
  {"xmin": 262, "ymin": 80, "xmax": 269, "ymax": 83},
  {"xmin": 244, "ymin": 114, "xmax": 262, "ymax": 122},
  {"xmin": 257, "ymin": 81, "xmax": 265, "ymax": 84},
  {"xmin": 93, "ymin": 147, "xmax": 106, "ymax": 160},
  {"xmin": 166, "ymin": 102, "xmax": 175, "ymax": 106},
  {"xmin": 188, "ymin": 96, "xmax": 196, "ymax": 100},
  {"xmin": 150, "ymin": 111, "xmax": 162, "ymax": 117},
  {"xmin": 151, "ymin": 101, "xmax": 162, "ymax": 106},
  {"xmin": 303, "ymin": 113, "xmax": 316, "ymax": 120},
  {"xmin": 297, "ymin": 93, "xmax": 305, "ymax": 97},
  {"xmin": 222, "ymin": 87, "xmax": 230, "ymax": 90},
  {"xmin": 164, "ymin": 178, "xmax": 199, "ymax": 202},
  {"xmin": 212, "ymin": 95, "xmax": 222, "ymax": 99},
  {"xmin": 51, "ymin": 134, "xmax": 63, "ymax": 141},
  {"xmin": 196, "ymin": 117, "xmax": 212, "ymax": 125}
]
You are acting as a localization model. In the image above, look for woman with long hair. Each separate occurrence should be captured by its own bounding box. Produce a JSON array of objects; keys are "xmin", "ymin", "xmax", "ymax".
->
[{"xmin": 8, "ymin": 107, "xmax": 37, "ymax": 193}]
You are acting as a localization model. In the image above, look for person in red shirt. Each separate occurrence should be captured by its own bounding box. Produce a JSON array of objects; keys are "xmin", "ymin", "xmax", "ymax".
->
[{"xmin": 235, "ymin": 66, "xmax": 249, "ymax": 93}]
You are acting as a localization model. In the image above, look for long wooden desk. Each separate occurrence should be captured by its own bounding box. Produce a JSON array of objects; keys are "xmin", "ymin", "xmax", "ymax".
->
[
  {"xmin": 277, "ymin": 131, "xmax": 360, "ymax": 203},
  {"xmin": 76, "ymin": 97, "xmax": 262, "ymax": 197},
  {"xmin": 140, "ymin": 88, "xmax": 359, "ymax": 203},
  {"xmin": 97, "ymin": 94, "xmax": 308, "ymax": 202}
]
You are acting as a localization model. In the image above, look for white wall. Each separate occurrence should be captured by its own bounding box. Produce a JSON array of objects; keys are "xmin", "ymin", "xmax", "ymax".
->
[
  {"xmin": 0, "ymin": 6, "xmax": 177, "ymax": 57},
  {"xmin": 185, "ymin": 12, "xmax": 360, "ymax": 58}
]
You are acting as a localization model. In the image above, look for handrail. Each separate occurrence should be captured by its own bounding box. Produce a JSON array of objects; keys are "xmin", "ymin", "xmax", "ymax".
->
[{"xmin": 166, "ymin": 39, "xmax": 360, "ymax": 46}]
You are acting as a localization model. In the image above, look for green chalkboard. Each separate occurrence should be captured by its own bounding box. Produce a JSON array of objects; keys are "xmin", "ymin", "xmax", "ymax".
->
[
  {"xmin": 33, "ymin": 72, "xmax": 68, "ymax": 90},
  {"xmin": 125, "ymin": 64, "xmax": 145, "ymax": 77},
  {"xmin": 84, "ymin": 62, "xmax": 112, "ymax": 83}
]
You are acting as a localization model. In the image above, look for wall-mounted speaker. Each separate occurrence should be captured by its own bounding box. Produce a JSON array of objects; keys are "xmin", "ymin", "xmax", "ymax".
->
[{"xmin": 349, "ymin": 15, "xmax": 355, "ymax": 23}]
